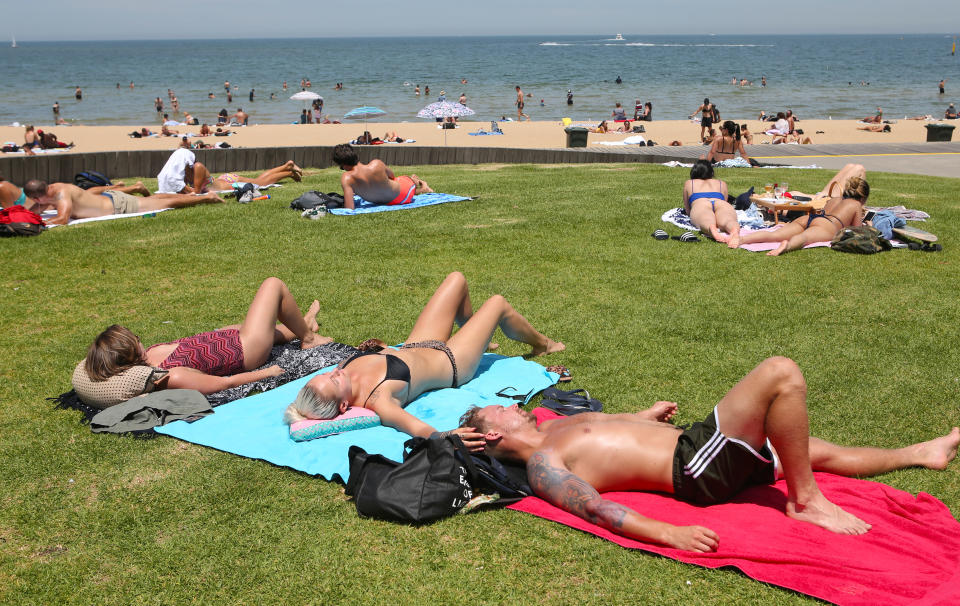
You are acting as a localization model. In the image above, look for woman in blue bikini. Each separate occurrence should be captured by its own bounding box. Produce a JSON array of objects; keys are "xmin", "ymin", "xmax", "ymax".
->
[
  {"xmin": 682, "ymin": 160, "xmax": 740, "ymax": 247},
  {"xmin": 738, "ymin": 164, "xmax": 869, "ymax": 256},
  {"xmin": 284, "ymin": 272, "xmax": 565, "ymax": 448}
]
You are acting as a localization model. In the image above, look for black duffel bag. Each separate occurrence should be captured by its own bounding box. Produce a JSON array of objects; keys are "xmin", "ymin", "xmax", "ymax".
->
[
  {"xmin": 290, "ymin": 191, "xmax": 344, "ymax": 211},
  {"xmin": 345, "ymin": 434, "xmax": 476, "ymax": 523}
]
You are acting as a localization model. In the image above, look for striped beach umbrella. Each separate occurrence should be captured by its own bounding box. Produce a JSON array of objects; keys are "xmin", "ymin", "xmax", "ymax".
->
[{"xmin": 343, "ymin": 106, "xmax": 387, "ymax": 130}]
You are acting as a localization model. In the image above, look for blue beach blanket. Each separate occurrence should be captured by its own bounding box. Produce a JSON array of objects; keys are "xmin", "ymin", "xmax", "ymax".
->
[
  {"xmin": 328, "ymin": 193, "xmax": 472, "ymax": 215},
  {"xmin": 155, "ymin": 354, "xmax": 557, "ymax": 483},
  {"xmin": 468, "ymin": 131, "xmax": 504, "ymax": 136}
]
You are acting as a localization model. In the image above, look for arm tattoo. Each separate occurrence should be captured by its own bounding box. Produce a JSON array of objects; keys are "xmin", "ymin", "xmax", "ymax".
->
[{"xmin": 527, "ymin": 452, "xmax": 628, "ymax": 530}]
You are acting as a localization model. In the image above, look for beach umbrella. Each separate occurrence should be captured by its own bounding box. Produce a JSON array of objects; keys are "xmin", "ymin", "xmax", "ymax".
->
[
  {"xmin": 417, "ymin": 101, "xmax": 475, "ymax": 145},
  {"xmin": 343, "ymin": 106, "xmax": 387, "ymax": 131},
  {"xmin": 290, "ymin": 91, "xmax": 323, "ymax": 120}
]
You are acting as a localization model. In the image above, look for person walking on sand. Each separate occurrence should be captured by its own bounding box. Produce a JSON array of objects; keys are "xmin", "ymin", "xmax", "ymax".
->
[{"xmin": 515, "ymin": 86, "xmax": 530, "ymax": 121}]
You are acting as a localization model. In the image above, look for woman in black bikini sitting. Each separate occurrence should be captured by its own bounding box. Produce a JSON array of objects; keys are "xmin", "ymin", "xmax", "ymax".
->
[
  {"xmin": 682, "ymin": 159, "xmax": 741, "ymax": 247},
  {"xmin": 738, "ymin": 164, "xmax": 869, "ymax": 256},
  {"xmin": 704, "ymin": 121, "xmax": 752, "ymax": 165},
  {"xmin": 284, "ymin": 272, "xmax": 565, "ymax": 447}
]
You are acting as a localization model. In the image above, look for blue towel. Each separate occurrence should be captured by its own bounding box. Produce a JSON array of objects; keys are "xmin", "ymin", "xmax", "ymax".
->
[
  {"xmin": 468, "ymin": 131, "xmax": 505, "ymax": 136},
  {"xmin": 328, "ymin": 193, "xmax": 472, "ymax": 215},
  {"xmin": 155, "ymin": 354, "xmax": 557, "ymax": 482}
]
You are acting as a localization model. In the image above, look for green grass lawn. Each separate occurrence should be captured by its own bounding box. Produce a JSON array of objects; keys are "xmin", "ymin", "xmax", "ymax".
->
[{"xmin": 1, "ymin": 162, "xmax": 958, "ymax": 604}]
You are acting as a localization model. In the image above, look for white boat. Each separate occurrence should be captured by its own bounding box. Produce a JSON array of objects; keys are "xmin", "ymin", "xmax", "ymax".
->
[
  {"xmin": 11, "ymin": 35, "xmax": 16, "ymax": 48},
  {"xmin": 614, "ymin": 33, "xmax": 624, "ymax": 41}
]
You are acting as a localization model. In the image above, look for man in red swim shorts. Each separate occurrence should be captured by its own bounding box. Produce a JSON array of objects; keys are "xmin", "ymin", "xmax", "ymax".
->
[{"xmin": 333, "ymin": 143, "xmax": 433, "ymax": 209}]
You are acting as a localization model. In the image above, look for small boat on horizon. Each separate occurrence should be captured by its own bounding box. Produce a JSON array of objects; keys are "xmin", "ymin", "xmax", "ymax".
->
[
  {"xmin": 11, "ymin": 35, "xmax": 16, "ymax": 48},
  {"xmin": 614, "ymin": 33, "xmax": 624, "ymax": 41}
]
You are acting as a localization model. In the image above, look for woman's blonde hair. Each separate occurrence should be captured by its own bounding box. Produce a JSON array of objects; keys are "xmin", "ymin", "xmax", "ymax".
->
[
  {"xmin": 85, "ymin": 325, "xmax": 146, "ymax": 381},
  {"xmin": 842, "ymin": 177, "xmax": 870, "ymax": 202},
  {"xmin": 283, "ymin": 384, "xmax": 340, "ymax": 424}
]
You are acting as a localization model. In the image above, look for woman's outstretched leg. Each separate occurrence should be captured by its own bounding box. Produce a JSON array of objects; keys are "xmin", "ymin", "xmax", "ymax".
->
[
  {"xmin": 238, "ymin": 277, "xmax": 331, "ymax": 369},
  {"xmin": 447, "ymin": 294, "xmax": 564, "ymax": 385},
  {"xmin": 738, "ymin": 222, "xmax": 804, "ymax": 245},
  {"xmin": 406, "ymin": 271, "xmax": 475, "ymax": 344}
]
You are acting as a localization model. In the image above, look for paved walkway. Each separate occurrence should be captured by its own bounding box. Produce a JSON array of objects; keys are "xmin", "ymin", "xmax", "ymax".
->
[{"xmin": 568, "ymin": 141, "xmax": 960, "ymax": 178}]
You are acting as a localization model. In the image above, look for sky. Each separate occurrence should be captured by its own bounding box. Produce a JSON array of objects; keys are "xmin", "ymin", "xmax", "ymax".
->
[{"xmin": 6, "ymin": 0, "xmax": 959, "ymax": 41}]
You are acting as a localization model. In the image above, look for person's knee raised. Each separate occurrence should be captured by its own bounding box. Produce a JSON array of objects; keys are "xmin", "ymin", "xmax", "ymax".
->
[
  {"xmin": 261, "ymin": 276, "xmax": 285, "ymax": 292},
  {"xmin": 446, "ymin": 271, "xmax": 466, "ymax": 287},
  {"xmin": 761, "ymin": 356, "xmax": 806, "ymax": 393}
]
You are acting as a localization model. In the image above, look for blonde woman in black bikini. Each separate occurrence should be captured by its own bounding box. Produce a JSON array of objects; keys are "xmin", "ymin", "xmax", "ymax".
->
[
  {"xmin": 738, "ymin": 164, "xmax": 869, "ymax": 256},
  {"xmin": 284, "ymin": 272, "xmax": 565, "ymax": 448}
]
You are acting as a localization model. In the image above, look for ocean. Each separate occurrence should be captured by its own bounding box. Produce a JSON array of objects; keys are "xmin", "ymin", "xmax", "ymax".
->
[{"xmin": 1, "ymin": 34, "xmax": 957, "ymax": 126}]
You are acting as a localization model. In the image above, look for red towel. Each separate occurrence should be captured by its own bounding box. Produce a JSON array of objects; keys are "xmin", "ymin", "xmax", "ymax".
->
[{"xmin": 508, "ymin": 408, "xmax": 960, "ymax": 605}]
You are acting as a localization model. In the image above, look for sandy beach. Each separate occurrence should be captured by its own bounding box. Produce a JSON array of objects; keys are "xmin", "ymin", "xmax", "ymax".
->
[{"xmin": 1, "ymin": 118, "xmax": 955, "ymax": 156}]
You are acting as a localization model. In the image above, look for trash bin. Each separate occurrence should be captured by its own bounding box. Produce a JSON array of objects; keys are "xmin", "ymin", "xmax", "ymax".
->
[
  {"xmin": 924, "ymin": 124, "xmax": 955, "ymax": 142},
  {"xmin": 564, "ymin": 126, "xmax": 588, "ymax": 148}
]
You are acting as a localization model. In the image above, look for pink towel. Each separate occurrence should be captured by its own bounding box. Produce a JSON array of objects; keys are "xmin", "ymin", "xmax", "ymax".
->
[{"xmin": 510, "ymin": 409, "xmax": 960, "ymax": 605}]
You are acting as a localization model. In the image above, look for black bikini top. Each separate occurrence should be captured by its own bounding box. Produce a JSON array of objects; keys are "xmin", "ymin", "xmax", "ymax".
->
[{"xmin": 341, "ymin": 350, "xmax": 411, "ymax": 405}]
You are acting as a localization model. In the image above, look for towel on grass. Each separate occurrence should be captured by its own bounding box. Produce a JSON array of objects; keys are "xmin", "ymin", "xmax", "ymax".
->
[
  {"xmin": 507, "ymin": 409, "xmax": 960, "ymax": 606},
  {"xmin": 661, "ymin": 207, "xmax": 766, "ymax": 232},
  {"xmin": 155, "ymin": 353, "xmax": 556, "ymax": 483},
  {"xmin": 661, "ymin": 161, "xmax": 822, "ymax": 170},
  {"xmin": 42, "ymin": 208, "xmax": 172, "ymax": 226},
  {"xmin": 328, "ymin": 193, "xmax": 472, "ymax": 216},
  {"xmin": 735, "ymin": 224, "xmax": 831, "ymax": 251}
]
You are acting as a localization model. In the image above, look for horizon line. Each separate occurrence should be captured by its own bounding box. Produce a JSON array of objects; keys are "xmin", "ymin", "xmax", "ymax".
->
[{"xmin": 7, "ymin": 32, "xmax": 959, "ymax": 43}]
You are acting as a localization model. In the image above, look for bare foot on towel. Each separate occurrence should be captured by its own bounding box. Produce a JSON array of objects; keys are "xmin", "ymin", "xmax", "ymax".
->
[
  {"xmin": 727, "ymin": 234, "xmax": 741, "ymax": 249},
  {"xmin": 786, "ymin": 490, "xmax": 871, "ymax": 535},
  {"xmin": 909, "ymin": 427, "xmax": 960, "ymax": 470}
]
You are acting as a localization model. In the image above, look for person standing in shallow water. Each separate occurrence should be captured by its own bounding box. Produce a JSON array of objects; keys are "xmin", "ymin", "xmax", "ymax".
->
[{"xmin": 515, "ymin": 86, "xmax": 530, "ymax": 121}]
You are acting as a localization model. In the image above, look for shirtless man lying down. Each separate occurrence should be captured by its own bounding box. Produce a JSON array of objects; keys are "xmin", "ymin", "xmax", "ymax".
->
[
  {"xmin": 333, "ymin": 143, "xmax": 433, "ymax": 209},
  {"xmin": 23, "ymin": 180, "xmax": 220, "ymax": 225},
  {"xmin": 461, "ymin": 356, "xmax": 958, "ymax": 552}
]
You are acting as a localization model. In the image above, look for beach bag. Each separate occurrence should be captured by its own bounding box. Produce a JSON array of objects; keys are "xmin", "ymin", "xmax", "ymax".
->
[
  {"xmin": 0, "ymin": 206, "xmax": 43, "ymax": 237},
  {"xmin": 290, "ymin": 191, "xmax": 343, "ymax": 211},
  {"xmin": 345, "ymin": 435, "xmax": 476, "ymax": 523},
  {"xmin": 830, "ymin": 225, "xmax": 891, "ymax": 254},
  {"xmin": 74, "ymin": 170, "xmax": 111, "ymax": 189}
]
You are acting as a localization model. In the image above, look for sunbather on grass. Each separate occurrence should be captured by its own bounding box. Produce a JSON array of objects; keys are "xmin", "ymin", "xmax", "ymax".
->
[
  {"xmin": 682, "ymin": 159, "xmax": 740, "ymax": 247},
  {"xmin": 156, "ymin": 148, "xmax": 303, "ymax": 194},
  {"xmin": 737, "ymin": 164, "xmax": 869, "ymax": 255},
  {"xmin": 284, "ymin": 272, "xmax": 565, "ymax": 448},
  {"xmin": 83, "ymin": 278, "xmax": 332, "ymax": 394},
  {"xmin": 333, "ymin": 143, "xmax": 432, "ymax": 208},
  {"xmin": 461, "ymin": 356, "xmax": 959, "ymax": 551}
]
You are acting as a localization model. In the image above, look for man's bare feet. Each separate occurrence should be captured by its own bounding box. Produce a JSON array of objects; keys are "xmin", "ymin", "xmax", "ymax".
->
[
  {"xmin": 303, "ymin": 300, "xmax": 321, "ymax": 333},
  {"xmin": 132, "ymin": 181, "xmax": 150, "ymax": 196},
  {"xmin": 300, "ymin": 332, "xmax": 334, "ymax": 349},
  {"xmin": 530, "ymin": 339, "xmax": 565, "ymax": 357},
  {"xmin": 201, "ymin": 192, "xmax": 222, "ymax": 203},
  {"xmin": 909, "ymin": 427, "xmax": 959, "ymax": 470},
  {"xmin": 786, "ymin": 491, "xmax": 871, "ymax": 535},
  {"xmin": 767, "ymin": 241, "xmax": 788, "ymax": 256},
  {"xmin": 727, "ymin": 234, "xmax": 741, "ymax": 249}
]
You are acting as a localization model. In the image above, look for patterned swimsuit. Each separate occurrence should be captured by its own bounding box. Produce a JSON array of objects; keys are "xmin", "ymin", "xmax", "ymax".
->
[{"xmin": 151, "ymin": 329, "xmax": 245, "ymax": 376}]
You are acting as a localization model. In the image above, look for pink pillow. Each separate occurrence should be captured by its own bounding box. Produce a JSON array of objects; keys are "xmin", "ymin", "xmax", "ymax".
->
[{"xmin": 289, "ymin": 407, "xmax": 381, "ymax": 441}]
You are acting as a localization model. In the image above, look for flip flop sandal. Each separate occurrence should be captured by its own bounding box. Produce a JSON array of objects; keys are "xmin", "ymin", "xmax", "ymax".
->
[
  {"xmin": 538, "ymin": 386, "xmax": 604, "ymax": 416},
  {"xmin": 546, "ymin": 365, "xmax": 572, "ymax": 383},
  {"xmin": 672, "ymin": 231, "xmax": 700, "ymax": 242},
  {"xmin": 651, "ymin": 229, "xmax": 669, "ymax": 240}
]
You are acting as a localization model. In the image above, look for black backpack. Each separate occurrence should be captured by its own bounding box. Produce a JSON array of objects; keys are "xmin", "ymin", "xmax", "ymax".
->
[
  {"xmin": 290, "ymin": 191, "xmax": 344, "ymax": 211},
  {"xmin": 74, "ymin": 171, "xmax": 111, "ymax": 189}
]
